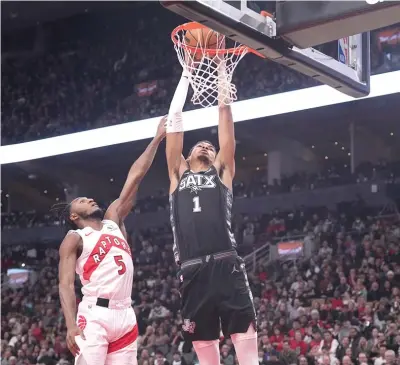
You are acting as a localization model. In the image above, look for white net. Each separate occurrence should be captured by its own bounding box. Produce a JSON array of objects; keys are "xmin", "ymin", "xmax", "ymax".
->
[{"xmin": 173, "ymin": 26, "xmax": 248, "ymax": 108}]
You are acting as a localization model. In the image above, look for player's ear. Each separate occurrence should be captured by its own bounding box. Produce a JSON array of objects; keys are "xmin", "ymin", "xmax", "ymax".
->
[{"xmin": 70, "ymin": 212, "xmax": 79, "ymax": 222}]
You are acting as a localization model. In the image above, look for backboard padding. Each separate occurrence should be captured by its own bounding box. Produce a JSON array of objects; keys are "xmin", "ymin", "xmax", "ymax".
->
[
  {"xmin": 276, "ymin": 1, "xmax": 400, "ymax": 48},
  {"xmin": 161, "ymin": 0, "xmax": 371, "ymax": 97}
]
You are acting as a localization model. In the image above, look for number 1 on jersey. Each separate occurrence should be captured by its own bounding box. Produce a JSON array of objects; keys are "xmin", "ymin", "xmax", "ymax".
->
[{"xmin": 192, "ymin": 196, "xmax": 202, "ymax": 212}]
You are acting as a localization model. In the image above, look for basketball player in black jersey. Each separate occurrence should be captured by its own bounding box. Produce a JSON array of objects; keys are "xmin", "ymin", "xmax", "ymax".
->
[{"xmin": 165, "ymin": 66, "xmax": 258, "ymax": 365}]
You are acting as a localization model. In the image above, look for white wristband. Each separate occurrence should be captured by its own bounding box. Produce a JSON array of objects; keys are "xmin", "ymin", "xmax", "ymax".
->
[
  {"xmin": 166, "ymin": 112, "xmax": 184, "ymax": 133},
  {"xmin": 167, "ymin": 72, "xmax": 190, "ymax": 133}
]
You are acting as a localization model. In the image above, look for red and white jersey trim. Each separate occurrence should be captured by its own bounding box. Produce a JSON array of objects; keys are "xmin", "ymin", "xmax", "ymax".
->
[{"xmin": 74, "ymin": 219, "xmax": 134, "ymax": 300}]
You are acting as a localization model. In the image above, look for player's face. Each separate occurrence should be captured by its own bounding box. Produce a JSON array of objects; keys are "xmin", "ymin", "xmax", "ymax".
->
[
  {"xmin": 191, "ymin": 142, "xmax": 216, "ymax": 164},
  {"xmin": 70, "ymin": 197, "xmax": 103, "ymax": 221}
]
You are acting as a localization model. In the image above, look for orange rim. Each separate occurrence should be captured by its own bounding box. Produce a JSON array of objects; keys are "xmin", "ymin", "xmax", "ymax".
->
[
  {"xmin": 171, "ymin": 22, "xmax": 265, "ymax": 58},
  {"xmin": 260, "ymin": 10, "xmax": 273, "ymax": 18}
]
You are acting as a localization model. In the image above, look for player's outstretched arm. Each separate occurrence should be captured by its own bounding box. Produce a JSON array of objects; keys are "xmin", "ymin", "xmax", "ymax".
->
[
  {"xmin": 105, "ymin": 117, "xmax": 166, "ymax": 225},
  {"xmin": 215, "ymin": 60, "xmax": 236, "ymax": 186},
  {"xmin": 59, "ymin": 232, "xmax": 85, "ymax": 356},
  {"xmin": 166, "ymin": 70, "xmax": 191, "ymax": 194}
]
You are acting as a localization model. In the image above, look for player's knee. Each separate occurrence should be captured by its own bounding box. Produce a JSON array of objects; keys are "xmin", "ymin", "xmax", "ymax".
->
[
  {"xmin": 231, "ymin": 323, "xmax": 257, "ymax": 342},
  {"xmin": 193, "ymin": 340, "xmax": 220, "ymax": 365},
  {"xmin": 192, "ymin": 339, "xmax": 220, "ymax": 350}
]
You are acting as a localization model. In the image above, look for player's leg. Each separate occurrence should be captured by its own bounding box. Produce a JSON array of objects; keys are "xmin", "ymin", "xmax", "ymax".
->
[
  {"xmin": 105, "ymin": 306, "xmax": 139, "ymax": 365},
  {"xmin": 179, "ymin": 264, "xmax": 221, "ymax": 365},
  {"xmin": 74, "ymin": 305, "xmax": 108, "ymax": 365},
  {"xmin": 192, "ymin": 340, "xmax": 220, "ymax": 365},
  {"xmin": 230, "ymin": 324, "xmax": 258, "ymax": 365},
  {"xmin": 105, "ymin": 339, "xmax": 138, "ymax": 365},
  {"xmin": 219, "ymin": 256, "xmax": 258, "ymax": 365}
]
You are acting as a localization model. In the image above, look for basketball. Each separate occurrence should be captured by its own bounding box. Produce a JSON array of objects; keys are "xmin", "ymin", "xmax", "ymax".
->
[{"xmin": 184, "ymin": 27, "xmax": 219, "ymax": 59}]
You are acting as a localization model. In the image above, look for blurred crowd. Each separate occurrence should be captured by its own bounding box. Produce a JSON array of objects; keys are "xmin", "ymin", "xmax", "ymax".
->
[
  {"xmin": 2, "ymin": 197, "xmax": 400, "ymax": 365},
  {"xmin": 2, "ymin": 4, "xmax": 399, "ymax": 145},
  {"xmin": 3, "ymin": 158, "xmax": 400, "ymax": 232}
]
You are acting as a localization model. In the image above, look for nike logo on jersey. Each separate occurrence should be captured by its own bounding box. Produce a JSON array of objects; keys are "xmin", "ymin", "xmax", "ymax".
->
[
  {"xmin": 179, "ymin": 174, "xmax": 216, "ymax": 194},
  {"xmin": 85, "ymin": 232, "xmax": 93, "ymax": 236}
]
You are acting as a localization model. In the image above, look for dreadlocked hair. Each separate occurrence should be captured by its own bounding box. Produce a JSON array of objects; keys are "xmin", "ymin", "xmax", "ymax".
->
[{"xmin": 50, "ymin": 202, "xmax": 78, "ymax": 233}]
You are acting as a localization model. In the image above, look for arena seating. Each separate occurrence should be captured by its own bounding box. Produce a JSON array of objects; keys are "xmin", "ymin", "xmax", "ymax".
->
[
  {"xmin": 2, "ymin": 159, "xmax": 400, "ymax": 232},
  {"xmin": 1, "ymin": 6, "xmax": 399, "ymax": 145},
  {"xmin": 2, "ymin": 188, "xmax": 399, "ymax": 365}
]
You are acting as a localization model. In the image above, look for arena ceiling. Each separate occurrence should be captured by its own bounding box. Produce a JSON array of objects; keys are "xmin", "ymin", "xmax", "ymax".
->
[{"xmin": 1, "ymin": 2, "xmax": 146, "ymax": 32}]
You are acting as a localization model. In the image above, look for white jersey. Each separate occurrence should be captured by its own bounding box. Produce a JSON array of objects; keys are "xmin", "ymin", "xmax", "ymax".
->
[{"xmin": 74, "ymin": 219, "xmax": 133, "ymax": 300}]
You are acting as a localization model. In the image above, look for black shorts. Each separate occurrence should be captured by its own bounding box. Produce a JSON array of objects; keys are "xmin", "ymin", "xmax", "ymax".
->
[{"xmin": 178, "ymin": 253, "xmax": 256, "ymax": 341}]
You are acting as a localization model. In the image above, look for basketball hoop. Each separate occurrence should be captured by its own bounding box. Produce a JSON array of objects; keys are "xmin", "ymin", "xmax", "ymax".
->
[{"xmin": 171, "ymin": 22, "xmax": 265, "ymax": 108}]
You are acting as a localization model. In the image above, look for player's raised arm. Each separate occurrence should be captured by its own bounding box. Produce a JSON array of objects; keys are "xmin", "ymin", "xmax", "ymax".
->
[
  {"xmin": 166, "ymin": 70, "xmax": 191, "ymax": 193},
  {"xmin": 215, "ymin": 60, "xmax": 236, "ymax": 185},
  {"xmin": 105, "ymin": 118, "xmax": 166, "ymax": 225},
  {"xmin": 59, "ymin": 232, "xmax": 85, "ymax": 356}
]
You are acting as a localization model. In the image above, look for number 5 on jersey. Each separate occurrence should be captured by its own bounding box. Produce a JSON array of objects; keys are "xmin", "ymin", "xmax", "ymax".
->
[
  {"xmin": 193, "ymin": 196, "xmax": 202, "ymax": 212},
  {"xmin": 114, "ymin": 255, "xmax": 126, "ymax": 275}
]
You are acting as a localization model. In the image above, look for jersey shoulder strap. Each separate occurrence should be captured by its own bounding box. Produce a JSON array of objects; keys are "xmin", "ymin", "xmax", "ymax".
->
[
  {"xmin": 66, "ymin": 230, "xmax": 82, "ymax": 239},
  {"xmin": 71, "ymin": 227, "xmax": 92, "ymax": 240},
  {"xmin": 102, "ymin": 219, "xmax": 118, "ymax": 227},
  {"xmin": 180, "ymin": 169, "xmax": 191, "ymax": 177},
  {"xmin": 101, "ymin": 219, "xmax": 120, "ymax": 232}
]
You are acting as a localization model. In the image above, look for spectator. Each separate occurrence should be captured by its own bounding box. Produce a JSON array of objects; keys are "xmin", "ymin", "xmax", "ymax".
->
[
  {"xmin": 279, "ymin": 340, "xmax": 297, "ymax": 365},
  {"xmin": 148, "ymin": 300, "xmax": 170, "ymax": 320}
]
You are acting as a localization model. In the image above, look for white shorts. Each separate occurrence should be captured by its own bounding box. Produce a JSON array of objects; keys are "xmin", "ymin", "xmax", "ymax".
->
[{"xmin": 74, "ymin": 297, "xmax": 138, "ymax": 365}]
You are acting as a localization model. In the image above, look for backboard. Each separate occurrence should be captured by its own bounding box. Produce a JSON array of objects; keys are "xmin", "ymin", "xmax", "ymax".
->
[{"xmin": 161, "ymin": 0, "xmax": 400, "ymax": 98}]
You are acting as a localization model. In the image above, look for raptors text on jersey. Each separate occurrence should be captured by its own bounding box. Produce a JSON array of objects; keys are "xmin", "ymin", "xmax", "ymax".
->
[
  {"xmin": 170, "ymin": 166, "xmax": 236, "ymax": 263},
  {"xmin": 74, "ymin": 220, "xmax": 134, "ymax": 300}
]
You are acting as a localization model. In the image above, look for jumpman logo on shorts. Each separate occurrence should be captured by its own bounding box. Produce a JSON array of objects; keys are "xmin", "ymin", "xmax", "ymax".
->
[{"xmin": 231, "ymin": 264, "xmax": 240, "ymax": 274}]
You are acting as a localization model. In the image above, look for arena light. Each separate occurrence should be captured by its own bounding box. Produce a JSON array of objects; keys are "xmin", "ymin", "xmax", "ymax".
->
[{"xmin": 1, "ymin": 71, "xmax": 399, "ymax": 165}]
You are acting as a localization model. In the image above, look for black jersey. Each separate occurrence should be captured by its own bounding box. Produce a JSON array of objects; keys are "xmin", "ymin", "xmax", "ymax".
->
[{"xmin": 169, "ymin": 165, "xmax": 237, "ymax": 264}]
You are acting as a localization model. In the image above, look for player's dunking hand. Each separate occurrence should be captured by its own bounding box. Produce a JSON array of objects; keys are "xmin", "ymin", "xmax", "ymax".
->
[
  {"xmin": 213, "ymin": 37, "xmax": 226, "ymax": 66},
  {"xmin": 66, "ymin": 325, "xmax": 86, "ymax": 356},
  {"xmin": 184, "ymin": 50, "xmax": 197, "ymax": 70}
]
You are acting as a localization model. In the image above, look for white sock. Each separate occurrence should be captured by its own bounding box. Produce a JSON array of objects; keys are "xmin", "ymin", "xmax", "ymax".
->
[
  {"xmin": 192, "ymin": 340, "xmax": 220, "ymax": 365},
  {"xmin": 230, "ymin": 324, "xmax": 258, "ymax": 365}
]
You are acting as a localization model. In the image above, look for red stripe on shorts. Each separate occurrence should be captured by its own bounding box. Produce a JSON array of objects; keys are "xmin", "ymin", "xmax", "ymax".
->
[{"xmin": 107, "ymin": 325, "xmax": 138, "ymax": 354}]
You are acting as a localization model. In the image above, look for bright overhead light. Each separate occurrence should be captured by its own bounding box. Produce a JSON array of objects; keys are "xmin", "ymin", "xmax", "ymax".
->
[
  {"xmin": 325, "ymin": 156, "xmax": 328, "ymax": 160},
  {"xmin": 1, "ymin": 71, "xmax": 399, "ymax": 165},
  {"xmin": 341, "ymin": 147, "xmax": 345, "ymax": 150},
  {"xmin": 390, "ymin": 132, "xmax": 394, "ymax": 136},
  {"xmin": 334, "ymin": 142, "xmax": 338, "ymax": 145},
  {"xmin": 311, "ymin": 145, "xmax": 315, "ymax": 149},
  {"xmin": 348, "ymin": 152, "xmax": 351, "ymax": 156}
]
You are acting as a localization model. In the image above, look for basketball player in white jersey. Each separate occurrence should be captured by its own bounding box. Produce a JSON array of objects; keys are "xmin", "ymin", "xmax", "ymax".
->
[{"xmin": 55, "ymin": 118, "xmax": 165, "ymax": 365}]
